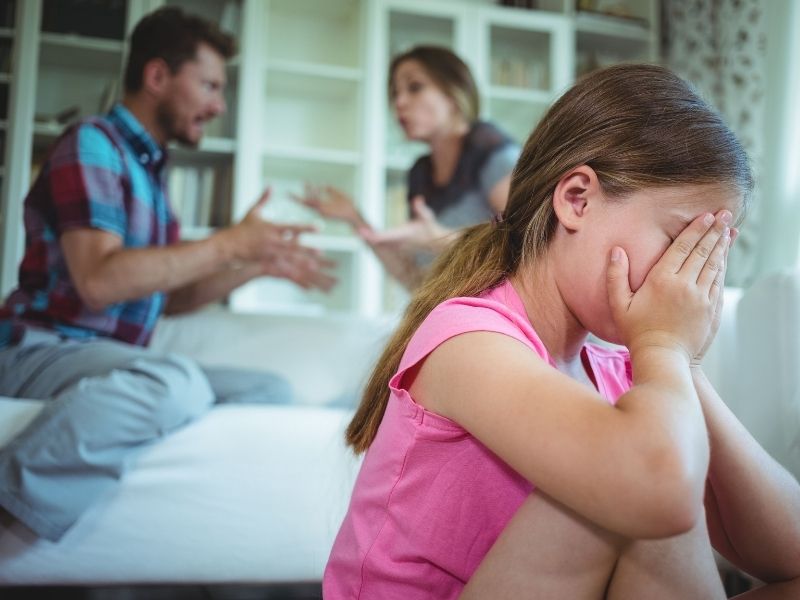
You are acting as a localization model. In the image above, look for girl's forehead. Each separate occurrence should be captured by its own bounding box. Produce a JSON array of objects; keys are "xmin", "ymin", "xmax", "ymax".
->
[{"xmin": 641, "ymin": 184, "xmax": 744, "ymax": 223}]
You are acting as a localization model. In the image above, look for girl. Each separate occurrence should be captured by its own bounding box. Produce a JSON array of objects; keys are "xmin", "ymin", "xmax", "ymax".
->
[
  {"xmin": 324, "ymin": 64, "xmax": 800, "ymax": 599},
  {"xmin": 295, "ymin": 46, "xmax": 519, "ymax": 290}
]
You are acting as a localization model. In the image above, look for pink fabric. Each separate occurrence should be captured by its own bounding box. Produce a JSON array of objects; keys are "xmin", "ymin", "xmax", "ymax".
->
[{"xmin": 324, "ymin": 280, "xmax": 632, "ymax": 599}]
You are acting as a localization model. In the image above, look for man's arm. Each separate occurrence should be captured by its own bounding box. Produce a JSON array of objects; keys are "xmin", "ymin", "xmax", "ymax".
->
[
  {"xmin": 61, "ymin": 191, "xmax": 331, "ymax": 312},
  {"xmin": 163, "ymin": 262, "xmax": 261, "ymax": 315},
  {"xmin": 164, "ymin": 251, "xmax": 337, "ymax": 316}
]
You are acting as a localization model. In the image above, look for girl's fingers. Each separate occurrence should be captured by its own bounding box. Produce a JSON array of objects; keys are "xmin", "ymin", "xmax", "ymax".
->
[
  {"xmin": 655, "ymin": 212, "xmax": 716, "ymax": 274},
  {"xmin": 606, "ymin": 246, "xmax": 633, "ymax": 320},
  {"xmin": 696, "ymin": 226, "xmax": 729, "ymax": 292},
  {"xmin": 706, "ymin": 234, "xmax": 729, "ymax": 308},
  {"xmin": 678, "ymin": 211, "xmax": 730, "ymax": 281}
]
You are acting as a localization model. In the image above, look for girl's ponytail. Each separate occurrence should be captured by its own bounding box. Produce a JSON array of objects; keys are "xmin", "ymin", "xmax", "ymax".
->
[{"xmin": 346, "ymin": 221, "xmax": 512, "ymax": 453}]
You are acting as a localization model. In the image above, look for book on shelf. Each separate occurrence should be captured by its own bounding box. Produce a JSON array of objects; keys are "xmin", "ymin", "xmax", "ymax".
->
[
  {"xmin": 210, "ymin": 163, "xmax": 233, "ymax": 228},
  {"xmin": 167, "ymin": 164, "xmax": 232, "ymax": 230}
]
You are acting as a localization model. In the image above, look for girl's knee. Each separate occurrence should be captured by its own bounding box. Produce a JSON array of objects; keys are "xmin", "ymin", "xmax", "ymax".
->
[
  {"xmin": 608, "ymin": 515, "xmax": 725, "ymax": 600},
  {"xmin": 464, "ymin": 493, "xmax": 623, "ymax": 599}
]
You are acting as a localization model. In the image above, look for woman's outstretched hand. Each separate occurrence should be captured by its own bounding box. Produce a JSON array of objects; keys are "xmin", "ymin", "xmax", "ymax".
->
[
  {"xmin": 606, "ymin": 210, "xmax": 732, "ymax": 362},
  {"xmin": 291, "ymin": 184, "xmax": 365, "ymax": 229},
  {"xmin": 358, "ymin": 195, "xmax": 456, "ymax": 253}
]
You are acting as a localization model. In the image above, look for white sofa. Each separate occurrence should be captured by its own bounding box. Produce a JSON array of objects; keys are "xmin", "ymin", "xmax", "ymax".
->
[
  {"xmin": 0, "ymin": 311, "xmax": 396, "ymax": 585},
  {"xmin": 0, "ymin": 271, "xmax": 798, "ymax": 585}
]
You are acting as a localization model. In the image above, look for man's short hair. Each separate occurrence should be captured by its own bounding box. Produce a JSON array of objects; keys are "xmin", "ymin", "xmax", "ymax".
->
[{"xmin": 124, "ymin": 7, "xmax": 235, "ymax": 93}]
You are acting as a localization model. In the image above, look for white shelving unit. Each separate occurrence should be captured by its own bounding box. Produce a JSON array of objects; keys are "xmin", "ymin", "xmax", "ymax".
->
[{"xmin": 0, "ymin": 0, "xmax": 660, "ymax": 314}]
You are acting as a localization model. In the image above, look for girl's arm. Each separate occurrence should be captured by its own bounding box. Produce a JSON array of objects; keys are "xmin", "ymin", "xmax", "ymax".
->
[{"xmin": 697, "ymin": 367, "xmax": 800, "ymax": 582}]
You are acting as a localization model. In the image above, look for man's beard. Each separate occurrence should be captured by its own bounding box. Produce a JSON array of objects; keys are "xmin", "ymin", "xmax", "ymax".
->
[{"xmin": 156, "ymin": 101, "xmax": 200, "ymax": 148}]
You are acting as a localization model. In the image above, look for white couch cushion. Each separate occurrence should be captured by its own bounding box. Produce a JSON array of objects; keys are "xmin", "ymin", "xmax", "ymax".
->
[{"xmin": 150, "ymin": 307, "xmax": 397, "ymax": 408}]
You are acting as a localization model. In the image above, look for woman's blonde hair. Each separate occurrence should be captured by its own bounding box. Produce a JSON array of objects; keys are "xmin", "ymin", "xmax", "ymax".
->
[{"xmin": 348, "ymin": 63, "xmax": 753, "ymax": 453}]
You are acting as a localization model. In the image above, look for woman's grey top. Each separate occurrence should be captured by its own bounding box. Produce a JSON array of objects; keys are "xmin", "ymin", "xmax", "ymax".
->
[{"xmin": 406, "ymin": 120, "xmax": 520, "ymax": 230}]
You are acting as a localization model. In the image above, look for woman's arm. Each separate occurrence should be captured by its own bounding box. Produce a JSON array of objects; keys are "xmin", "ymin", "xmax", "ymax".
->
[
  {"xmin": 697, "ymin": 367, "xmax": 800, "ymax": 582},
  {"xmin": 488, "ymin": 173, "xmax": 512, "ymax": 214},
  {"xmin": 296, "ymin": 186, "xmax": 458, "ymax": 290}
]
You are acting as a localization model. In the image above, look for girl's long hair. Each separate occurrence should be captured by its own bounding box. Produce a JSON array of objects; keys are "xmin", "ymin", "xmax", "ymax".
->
[{"xmin": 347, "ymin": 64, "xmax": 753, "ymax": 453}]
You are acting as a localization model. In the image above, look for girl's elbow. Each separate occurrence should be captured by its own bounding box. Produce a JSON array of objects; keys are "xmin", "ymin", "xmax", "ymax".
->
[
  {"xmin": 628, "ymin": 490, "xmax": 702, "ymax": 539},
  {"xmin": 632, "ymin": 453, "xmax": 708, "ymax": 538}
]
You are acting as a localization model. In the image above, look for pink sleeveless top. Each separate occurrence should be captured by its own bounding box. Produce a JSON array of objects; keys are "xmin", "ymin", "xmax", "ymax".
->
[{"xmin": 324, "ymin": 280, "xmax": 632, "ymax": 599}]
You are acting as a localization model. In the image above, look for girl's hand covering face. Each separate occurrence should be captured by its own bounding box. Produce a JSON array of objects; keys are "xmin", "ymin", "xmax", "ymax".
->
[{"xmin": 606, "ymin": 210, "xmax": 732, "ymax": 361}]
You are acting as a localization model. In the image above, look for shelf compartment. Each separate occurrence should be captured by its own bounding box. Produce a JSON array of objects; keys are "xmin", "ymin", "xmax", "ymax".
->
[
  {"xmin": 264, "ymin": 145, "xmax": 361, "ymax": 166},
  {"xmin": 384, "ymin": 169, "xmax": 409, "ymax": 229},
  {"xmin": 388, "ymin": 10, "xmax": 456, "ymax": 56},
  {"xmin": 0, "ymin": 35, "xmax": 12, "ymax": 75},
  {"xmin": 35, "ymin": 66, "xmax": 119, "ymax": 129},
  {"xmin": 575, "ymin": 28, "xmax": 653, "ymax": 77},
  {"xmin": 166, "ymin": 0, "xmax": 242, "ymax": 37},
  {"xmin": 264, "ymin": 69, "xmax": 361, "ymax": 153},
  {"xmin": 489, "ymin": 25, "xmax": 552, "ymax": 92},
  {"xmin": 41, "ymin": 0, "xmax": 125, "ymax": 41},
  {"xmin": 267, "ymin": 59, "xmax": 362, "ymax": 82},
  {"xmin": 266, "ymin": 0, "xmax": 362, "ymax": 70},
  {"xmin": 39, "ymin": 32, "xmax": 124, "ymax": 71},
  {"xmin": 488, "ymin": 86, "xmax": 552, "ymax": 104},
  {"xmin": 36, "ymin": 31, "xmax": 123, "ymax": 126},
  {"xmin": 575, "ymin": 10, "xmax": 652, "ymax": 38}
]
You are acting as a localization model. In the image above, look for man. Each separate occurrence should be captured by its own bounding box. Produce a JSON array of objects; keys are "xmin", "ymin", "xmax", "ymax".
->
[{"xmin": 0, "ymin": 7, "xmax": 334, "ymax": 541}]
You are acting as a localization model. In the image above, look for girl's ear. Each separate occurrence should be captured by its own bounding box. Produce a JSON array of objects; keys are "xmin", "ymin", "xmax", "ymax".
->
[{"xmin": 552, "ymin": 165, "xmax": 602, "ymax": 232}]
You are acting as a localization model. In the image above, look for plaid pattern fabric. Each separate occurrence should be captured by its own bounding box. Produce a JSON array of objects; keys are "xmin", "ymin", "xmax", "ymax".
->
[{"xmin": 0, "ymin": 104, "xmax": 180, "ymax": 347}]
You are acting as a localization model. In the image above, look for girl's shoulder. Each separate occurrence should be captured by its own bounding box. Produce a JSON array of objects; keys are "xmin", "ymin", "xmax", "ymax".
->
[{"xmin": 397, "ymin": 282, "xmax": 549, "ymax": 379}]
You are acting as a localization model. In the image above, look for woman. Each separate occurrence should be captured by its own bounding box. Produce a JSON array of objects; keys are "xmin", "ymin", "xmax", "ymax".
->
[{"xmin": 295, "ymin": 45, "xmax": 519, "ymax": 290}]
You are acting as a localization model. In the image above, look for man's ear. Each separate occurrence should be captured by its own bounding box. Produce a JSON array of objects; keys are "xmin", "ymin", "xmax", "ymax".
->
[
  {"xmin": 141, "ymin": 58, "xmax": 172, "ymax": 97},
  {"xmin": 552, "ymin": 164, "xmax": 602, "ymax": 232}
]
